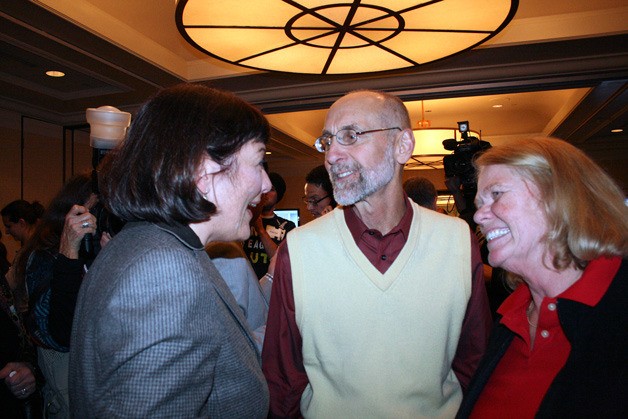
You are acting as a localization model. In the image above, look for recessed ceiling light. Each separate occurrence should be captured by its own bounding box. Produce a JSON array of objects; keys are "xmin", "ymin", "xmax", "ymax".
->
[
  {"xmin": 45, "ymin": 70, "xmax": 65, "ymax": 77},
  {"xmin": 492, "ymin": 104, "xmax": 503, "ymax": 108},
  {"xmin": 265, "ymin": 151, "xmax": 272, "ymax": 155},
  {"xmin": 611, "ymin": 128, "xmax": 623, "ymax": 133}
]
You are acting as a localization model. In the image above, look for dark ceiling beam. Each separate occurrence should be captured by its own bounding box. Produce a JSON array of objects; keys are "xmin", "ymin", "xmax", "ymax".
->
[
  {"xmin": 552, "ymin": 80, "xmax": 628, "ymax": 144},
  {"xmin": 270, "ymin": 127, "xmax": 322, "ymax": 161},
  {"xmin": 208, "ymin": 34, "xmax": 628, "ymax": 114},
  {"xmin": 0, "ymin": 1, "xmax": 182, "ymax": 124}
]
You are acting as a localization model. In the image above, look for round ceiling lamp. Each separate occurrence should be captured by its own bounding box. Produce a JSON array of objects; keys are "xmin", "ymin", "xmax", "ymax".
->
[{"xmin": 175, "ymin": 0, "xmax": 518, "ymax": 75}]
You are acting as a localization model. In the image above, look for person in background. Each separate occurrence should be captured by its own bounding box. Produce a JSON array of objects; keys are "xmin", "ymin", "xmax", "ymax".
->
[
  {"xmin": 70, "ymin": 83, "xmax": 271, "ymax": 417},
  {"xmin": 1, "ymin": 200, "xmax": 44, "ymax": 248},
  {"xmin": 2, "ymin": 200, "xmax": 45, "ymax": 311},
  {"xmin": 303, "ymin": 164, "xmax": 337, "ymax": 218},
  {"xmin": 403, "ymin": 176, "xmax": 438, "ymax": 211},
  {"xmin": 457, "ymin": 137, "xmax": 628, "ymax": 418},
  {"xmin": 205, "ymin": 241, "xmax": 269, "ymax": 351},
  {"xmin": 11, "ymin": 173, "xmax": 97, "ymax": 418},
  {"xmin": 243, "ymin": 172, "xmax": 296, "ymax": 279},
  {"xmin": 0, "ymin": 272, "xmax": 44, "ymax": 419},
  {"xmin": 263, "ymin": 90, "xmax": 491, "ymax": 418}
]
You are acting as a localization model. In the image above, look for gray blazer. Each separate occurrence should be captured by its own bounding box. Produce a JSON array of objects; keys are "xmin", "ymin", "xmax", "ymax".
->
[{"xmin": 69, "ymin": 222, "xmax": 269, "ymax": 418}]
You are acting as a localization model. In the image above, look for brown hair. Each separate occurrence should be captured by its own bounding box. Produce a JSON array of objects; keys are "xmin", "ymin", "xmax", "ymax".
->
[
  {"xmin": 475, "ymin": 137, "xmax": 627, "ymax": 278},
  {"xmin": 102, "ymin": 84, "xmax": 269, "ymax": 224}
]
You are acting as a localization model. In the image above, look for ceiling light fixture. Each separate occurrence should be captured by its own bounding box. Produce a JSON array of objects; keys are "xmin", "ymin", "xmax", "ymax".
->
[
  {"xmin": 175, "ymin": 0, "xmax": 518, "ymax": 75},
  {"xmin": 45, "ymin": 70, "xmax": 65, "ymax": 77},
  {"xmin": 611, "ymin": 128, "xmax": 623, "ymax": 133},
  {"xmin": 408, "ymin": 101, "xmax": 480, "ymax": 170}
]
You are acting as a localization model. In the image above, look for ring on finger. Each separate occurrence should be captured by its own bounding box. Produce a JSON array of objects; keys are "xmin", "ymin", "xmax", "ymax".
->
[{"xmin": 81, "ymin": 221, "xmax": 90, "ymax": 228}]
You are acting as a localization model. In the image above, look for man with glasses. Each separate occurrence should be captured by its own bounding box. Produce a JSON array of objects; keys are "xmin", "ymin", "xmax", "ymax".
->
[
  {"xmin": 303, "ymin": 165, "xmax": 337, "ymax": 219},
  {"xmin": 263, "ymin": 90, "xmax": 491, "ymax": 418}
]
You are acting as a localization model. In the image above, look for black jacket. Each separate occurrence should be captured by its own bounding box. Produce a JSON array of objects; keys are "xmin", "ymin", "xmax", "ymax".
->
[{"xmin": 457, "ymin": 259, "xmax": 627, "ymax": 418}]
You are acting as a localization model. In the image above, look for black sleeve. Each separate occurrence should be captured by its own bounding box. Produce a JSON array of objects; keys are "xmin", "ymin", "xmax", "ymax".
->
[{"xmin": 49, "ymin": 255, "xmax": 85, "ymax": 347}]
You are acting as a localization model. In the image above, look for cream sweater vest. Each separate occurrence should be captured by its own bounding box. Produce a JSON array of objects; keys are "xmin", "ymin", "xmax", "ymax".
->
[{"xmin": 288, "ymin": 203, "xmax": 471, "ymax": 418}]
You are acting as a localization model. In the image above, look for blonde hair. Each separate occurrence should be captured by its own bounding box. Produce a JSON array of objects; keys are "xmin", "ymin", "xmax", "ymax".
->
[{"xmin": 475, "ymin": 137, "xmax": 627, "ymax": 276}]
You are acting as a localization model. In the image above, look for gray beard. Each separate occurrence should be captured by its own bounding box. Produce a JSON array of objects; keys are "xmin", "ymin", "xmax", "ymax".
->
[{"xmin": 330, "ymin": 144, "xmax": 396, "ymax": 205}]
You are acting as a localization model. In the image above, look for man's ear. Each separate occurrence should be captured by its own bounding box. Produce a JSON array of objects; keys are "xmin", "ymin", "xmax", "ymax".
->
[{"xmin": 395, "ymin": 129, "xmax": 415, "ymax": 164}]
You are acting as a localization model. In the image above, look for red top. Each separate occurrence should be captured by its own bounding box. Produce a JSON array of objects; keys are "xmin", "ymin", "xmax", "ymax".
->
[
  {"xmin": 470, "ymin": 256, "xmax": 621, "ymax": 419},
  {"xmin": 262, "ymin": 201, "xmax": 492, "ymax": 418}
]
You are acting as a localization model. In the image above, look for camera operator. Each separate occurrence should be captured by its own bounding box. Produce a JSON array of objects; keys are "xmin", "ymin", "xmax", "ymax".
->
[
  {"xmin": 12, "ymin": 173, "xmax": 107, "ymax": 418},
  {"xmin": 442, "ymin": 123, "xmax": 510, "ymax": 316},
  {"xmin": 443, "ymin": 122, "xmax": 491, "ymax": 230}
]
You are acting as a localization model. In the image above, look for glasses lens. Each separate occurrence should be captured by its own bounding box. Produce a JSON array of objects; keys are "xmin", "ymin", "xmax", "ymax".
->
[
  {"xmin": 314, "ymin": 135, "xmax": 331, "ymax": 153},
  {"xmin": 336, "ymin": 129, "xmax": 358, "ymax": 145}
]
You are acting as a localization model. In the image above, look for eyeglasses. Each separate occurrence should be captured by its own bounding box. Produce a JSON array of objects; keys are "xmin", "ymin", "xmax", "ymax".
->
[
  {"xmin": 314, "ymin": 127, "xmax": 401, "ymax": 153},
  {"xmin": 302, "ymin": 195, "xmax": 329, "ymax": 205}
]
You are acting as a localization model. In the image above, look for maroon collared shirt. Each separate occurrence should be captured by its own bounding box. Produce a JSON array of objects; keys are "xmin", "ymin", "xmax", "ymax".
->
[{"xmin": 262, "ymin": 201, "xmax": 492, "ymax": 418}]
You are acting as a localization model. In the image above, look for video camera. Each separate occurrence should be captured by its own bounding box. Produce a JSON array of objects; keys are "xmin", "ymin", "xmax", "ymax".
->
[
  {"xmin": 80, "ymin": 106, "xmax": 131, "ymax": 260},
  {"xmin": 442, "ymin": 121, "xmax": 491, "ymax": 227}
]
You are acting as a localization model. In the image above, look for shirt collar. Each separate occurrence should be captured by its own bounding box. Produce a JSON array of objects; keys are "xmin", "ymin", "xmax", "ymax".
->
[
  {"xmin": 154, "ymin": 221, "xmax": 204, "ymax": 250},
  {"xmin": 344, "ymin": 195, "xmax": 414, "ymax": 242},
  {"xmin": 497, "ymin": 255, "xmax": 622, "ymax": 319},
  {"xmin": 558, "ymin": 256, "xmax": 621, "ymax": 306}
]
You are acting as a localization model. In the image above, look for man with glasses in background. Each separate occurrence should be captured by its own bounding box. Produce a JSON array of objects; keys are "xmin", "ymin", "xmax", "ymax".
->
[
  {"xmin": 263, "ymin": 90, "xmax": 491, "ymax": 418},
  {"xmin": 303, "ymin": 165, "xmax": 337, "ymax": 219}
]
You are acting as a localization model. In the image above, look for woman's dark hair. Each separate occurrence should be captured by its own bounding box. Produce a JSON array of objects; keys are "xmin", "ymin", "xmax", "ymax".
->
[
  {"xmin": 305, "ymin": 165, "xmax": 337, "ymax": 208},
  {"xmin": 101, "ymin": 83, "xmax": 270, "ymax": 224},
  {"xmin": 1, "ymin": 200, "xmax": 45, "ymax": 224},
  {"xmin": 13, "ymin": 173, "xmax": 92, "ymax": 288}
]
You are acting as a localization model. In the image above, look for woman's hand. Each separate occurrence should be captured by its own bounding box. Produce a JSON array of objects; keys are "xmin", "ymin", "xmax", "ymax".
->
[
  {"xmin": 59, "ymin": 204, "xmax": 97, "ymax": 259},
  {"xmin": 0, "ymin": 362, "xmax": 37, "ymax": 399}
]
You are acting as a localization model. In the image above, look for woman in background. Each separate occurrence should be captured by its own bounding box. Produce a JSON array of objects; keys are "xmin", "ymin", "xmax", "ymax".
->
[
  {"xmin": 11, "ymin": 173, "xmax": 97, "ymax": 418},
  {"xmin": 2, "ymin": 199, "xmax": 45, "ymax": 314},
  {"xmin": 457, "ymin": 137, "xmax": 627, "ymax": 418},
  {"xmin": 70, "ymin": 84, "xmax": 272, "ymax": 417},
  {"xmin": 1, "ymin": 200, "xmax": 44, "ymax": 247}
]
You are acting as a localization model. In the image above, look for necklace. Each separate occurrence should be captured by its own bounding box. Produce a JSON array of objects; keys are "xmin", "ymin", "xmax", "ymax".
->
[{"xmin": 526, "ymin": 301, "xmax": 537, "ymax": 328}]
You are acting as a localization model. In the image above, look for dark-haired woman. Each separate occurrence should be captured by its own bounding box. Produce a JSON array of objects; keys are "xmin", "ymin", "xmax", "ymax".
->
[
  {"xmin": 2, "ymin": 200, "xmax": 45, "ymax": 313},
  {"xmin": 70, "ymin": 84, "xmax": 272, "ymax": 417},
  {"xmin": 2, "ymin": 200, "xmax": 44, "ymax": 247},
  {"xmin": 12, "ymin": 173, "xmax": 97, "ymax": 417}
]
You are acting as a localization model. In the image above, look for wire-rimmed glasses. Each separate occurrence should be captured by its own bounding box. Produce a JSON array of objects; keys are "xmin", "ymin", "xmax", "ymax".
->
[{"xmin": 314, "ymin": 127, "xmax": 401, "ymax": 153}]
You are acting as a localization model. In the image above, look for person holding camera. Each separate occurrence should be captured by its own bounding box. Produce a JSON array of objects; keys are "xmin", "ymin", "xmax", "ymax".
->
[
  {"xmin": 10, "ymin": 173, "xmax": 98, "ymax": 418},
  {"xmin": 70, "ymin": 84, "xmax": 272, "ymax": 417}
]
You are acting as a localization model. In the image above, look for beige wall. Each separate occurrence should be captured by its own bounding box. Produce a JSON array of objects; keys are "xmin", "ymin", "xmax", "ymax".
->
[{"xmin": 0, "ymin": 108, "xmax": 92, "ymax": 262}]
